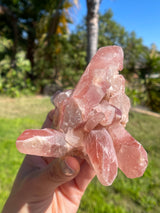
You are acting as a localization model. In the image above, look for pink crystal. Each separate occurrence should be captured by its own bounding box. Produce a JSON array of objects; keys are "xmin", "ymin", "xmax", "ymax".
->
[
  {"xmin": 108, "ymin": 123, "xmax": 148, "ymax": 178},
  {"xmin": 84, "ymin": 128, "xmax": 118, "ymax": 186},
  {"xmin": 16, "ymin": 129, "xmax": 72, "ymax": 157},
  {"xmin": 16, "ymin": 46, "xmax": 148, "ymax": 186}
]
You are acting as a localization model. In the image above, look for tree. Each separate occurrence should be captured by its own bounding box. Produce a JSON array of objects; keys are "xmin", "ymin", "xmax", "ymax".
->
[
  {"xmin": 0, "ymin": 3, "xmax": 18, "ymax": 67},
  {"xmin": 138, "ymin": 44, "xmax": 160, "ymax": 112},
  {"xmin": 0, "ymin": 0, "xmax": 51, "ymax": 70},
  {"xmin": 98, "ymin": 10, "xmax": 145, "ymax": 79},
  {"xmin": 33, "ymin": 0, "xmax": 79, "ymax": 92},
  {"xmin": 99, "ymin": 9, "xmax": 126, "ymax": 46},
  {"xmin": 0, "ymin": 0, "xmax": 78, "ymax": 68},
  {"xmin": 0, "ymin": 0, "xmax": 79, "ymax": 94},
  {"xmin": 86, "ymin": 0, "xmax": 101, "ymax": 63},
  {"xmin": 60, "ymin": 26, "xmax": 87, "ymax": 88}
]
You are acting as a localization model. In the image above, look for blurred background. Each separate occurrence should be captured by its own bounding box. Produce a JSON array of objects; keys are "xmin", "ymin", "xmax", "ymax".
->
[
  {"xmin": 0, "ymin": 0, "xmax": 160, "ymax": 112},
  {"xmin": 0, "ymin": 0, "xmax": 160, "ymax": 212}
]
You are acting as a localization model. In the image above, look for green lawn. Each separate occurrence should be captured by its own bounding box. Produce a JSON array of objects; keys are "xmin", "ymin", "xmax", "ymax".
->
[{"xmin": 0, "ymin": 96, "xmax": 160, "ymax": 212}]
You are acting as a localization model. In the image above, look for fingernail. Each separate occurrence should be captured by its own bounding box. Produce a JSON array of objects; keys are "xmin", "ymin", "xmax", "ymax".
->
[{"xmin": 61, "ymin": 157, "xmax": 75, "ymax": 176}]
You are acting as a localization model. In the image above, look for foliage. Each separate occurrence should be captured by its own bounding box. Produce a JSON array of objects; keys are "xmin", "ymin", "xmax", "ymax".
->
[
  {"xmin": 34, "ymin": 30, "xmax": 86, "ymax": 92},
  {"xmin": 98, "ymin": 9, "xmax": 145, "ymax": 78},
  {"xmin": 0, "ymin": 0, "xmax": 79, "ymax": 81},
  {"xmin": 125, "ymin": 87, "xmax": 141, "ymax": 106},
  {"xmin": 99, "ymin": 10, "xmax": 160, "ymax": 112},
  {"xmin": 98, "ymin": 10, "xmax": 160, "ymax": 112},
  {"xmin": 32, "ymin": 0, "xmax": 81, "ymax": 91},
  {"xmin": 60, "ymin": 30, "xmax": 87, "ymax": 88},
  {"xmin": 146, "ymin": 78, "xmax": 160, "ymax": 112},
  {"xmin": 137, "ymin": 45, "xmax": 160, "ymax": 112},
  {"xmin": 0, "ymin": 4, "xmax": 160, "ymax": 112},
  {"xmin": 98, "ymin": 9, "xmax": 128, "ymax": 47},
  {"xmin": 0, "ymin": 96, "xmax": 160, "ymax": 212},
  {"xmin": 0, "ymin": 0, "xmax": 51, "ymax": 66},
  {"xmin": 0, "ymin": 37, "xmax": 35, "ymax": 97}
]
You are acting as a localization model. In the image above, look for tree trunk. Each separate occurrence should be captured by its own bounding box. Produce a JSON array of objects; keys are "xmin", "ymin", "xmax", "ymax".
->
[
  {"xmin": 26, "ymin": 31, "xmax": 35, "ymax": 69},
  {"xmin": 46, "ymin": 0, "xmax": 65, "ymax": 45},
  {"xmin": 86, "ymin": 0, "xmax": 100, "ymax": 64}
]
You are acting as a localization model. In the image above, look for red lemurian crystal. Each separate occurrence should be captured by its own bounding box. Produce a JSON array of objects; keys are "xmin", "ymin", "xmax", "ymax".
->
[{"xmin": 16, "ymin": 46, "xmax": 148, "ymax": 186}]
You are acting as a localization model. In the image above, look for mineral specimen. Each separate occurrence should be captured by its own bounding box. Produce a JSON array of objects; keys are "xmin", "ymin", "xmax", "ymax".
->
[{"xmin": 16, "ymin": 46, "xmax": 148, "ymax": 186}]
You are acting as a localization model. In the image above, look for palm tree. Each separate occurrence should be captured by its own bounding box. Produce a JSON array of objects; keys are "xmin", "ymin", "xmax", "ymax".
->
[{"xmin": 86, "ymin": 0, "xmax": 101, "ymax": 64}]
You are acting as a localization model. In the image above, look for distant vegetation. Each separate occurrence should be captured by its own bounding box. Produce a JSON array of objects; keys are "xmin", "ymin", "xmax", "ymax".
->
[
  {"xmin": 0, "ymin": 96, "xmax": 160, "ymax": 212},
  {"xmin": 0, "ymin": 1, "xmax": 160, "ymax": 112}
]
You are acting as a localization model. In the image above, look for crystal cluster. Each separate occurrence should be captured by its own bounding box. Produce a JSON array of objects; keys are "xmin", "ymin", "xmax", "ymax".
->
[{"xmin": 16, "ymin": 46, "xmax": 148, "ymax": 186}]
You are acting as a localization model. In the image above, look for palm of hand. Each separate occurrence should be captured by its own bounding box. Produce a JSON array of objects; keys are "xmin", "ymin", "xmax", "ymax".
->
[
  {"xmin": 13, "ymin": 155, "xmax": 94, "ymax": 213},
  {"xmin": 51, "ymin": 160, "xmax": 92, "ymax": 213},
  {"xmin": 2, "ymin": 110, "xmax": 95, "ymax": 213}
]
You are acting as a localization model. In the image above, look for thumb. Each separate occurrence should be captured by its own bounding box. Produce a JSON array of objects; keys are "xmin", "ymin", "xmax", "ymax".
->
[{"xmin": 30, "ymin": 156, "xmax": 80, "ymax": 194}]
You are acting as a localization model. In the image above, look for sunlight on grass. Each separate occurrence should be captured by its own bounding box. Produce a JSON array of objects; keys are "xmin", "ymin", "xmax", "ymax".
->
[
  {"xmin": 0, "ymin": 95, "xmax": 53, "ymax": 119},
  {"xmin": 0, "ymin": 96, "xmax": 160, "ymax": 212},
  {"xmin": 78, "ymin": 111, "xmax": 160, "ymax": 213}
]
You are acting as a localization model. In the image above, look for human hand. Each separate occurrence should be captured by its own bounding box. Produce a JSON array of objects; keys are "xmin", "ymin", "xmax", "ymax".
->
[{"xmin": 2, "ymin": 110, "xmax": 95, "ymax": 213}]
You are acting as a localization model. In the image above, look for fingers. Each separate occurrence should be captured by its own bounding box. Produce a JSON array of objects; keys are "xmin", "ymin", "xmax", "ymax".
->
[
  {"xmin": 41, "ymin": 110, "xmax": 95, "ymax": 194},
  {"xmin": 75, "ymin": 159, "xmax": 95, "ymax": 192},
  {"xmin": 42, "ymin": 109, "xmax": 55, "ymax": 129},
  {"xmin": 27, "ymin": 156, "xmax": 80, "ymax": 195}
]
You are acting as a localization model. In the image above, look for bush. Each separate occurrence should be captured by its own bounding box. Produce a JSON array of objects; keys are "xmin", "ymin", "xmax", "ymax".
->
[
  {"xmin": 146, "ymin": 78, "xmax": 160, "ymax": 112},
  {"xmin": 0, "ymin": 51, "xmax": 36, "ymax": 97}
]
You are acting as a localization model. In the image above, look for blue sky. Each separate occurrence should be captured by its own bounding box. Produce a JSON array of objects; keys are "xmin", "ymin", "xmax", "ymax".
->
[{"xmin": 70, "ymin": 0, "xmax": 160, "ymax": 50}]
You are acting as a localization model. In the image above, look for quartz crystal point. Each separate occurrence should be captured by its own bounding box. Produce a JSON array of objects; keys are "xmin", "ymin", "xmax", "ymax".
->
[
  {"xmin": 16, "ymin": 46, "xmax": 148, "ymax": 186},
  {"xmin": 84, "ymin": 128, "xmax": 118, "ymax": 186},
  {"xmin": 16, "ymin": 129, "xmax": 72, "ymax": 157}
]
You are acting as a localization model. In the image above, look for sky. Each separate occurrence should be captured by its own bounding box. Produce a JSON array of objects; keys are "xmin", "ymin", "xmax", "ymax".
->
[{"xmin": 69, "ymin": 0, "xmax": 160, "ymax": 50}]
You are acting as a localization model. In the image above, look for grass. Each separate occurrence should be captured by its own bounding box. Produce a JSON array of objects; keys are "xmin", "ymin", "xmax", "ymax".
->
[{"xmin": 0, "ymin": 96, "xmax": 160, "ymax": 212}]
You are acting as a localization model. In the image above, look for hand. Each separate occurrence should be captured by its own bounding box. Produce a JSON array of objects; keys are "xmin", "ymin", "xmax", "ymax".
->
[{"xmin": 2, "ymin": 110, "xmax": 95, "ymax": 213}]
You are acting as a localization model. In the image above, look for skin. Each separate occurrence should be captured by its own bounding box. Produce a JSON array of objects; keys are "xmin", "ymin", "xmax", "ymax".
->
[{"xmin": 2, "ymin": 110, "xmax": 95, "ymax": 213}]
